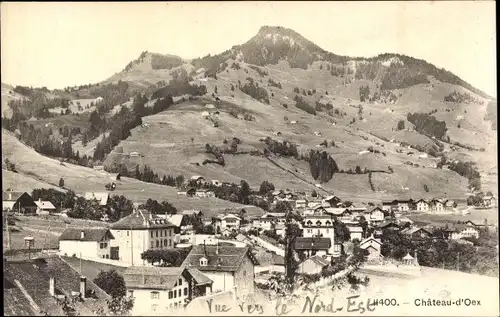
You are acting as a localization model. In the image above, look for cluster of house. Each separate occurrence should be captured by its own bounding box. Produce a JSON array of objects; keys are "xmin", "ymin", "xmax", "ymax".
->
[
  {"xmin": 55, "ymin": 207, "xmax": 257, "ymax": 315},
  {"xmin": 3, "ymin": 187, "xmax": 497, "ymax": 315}
]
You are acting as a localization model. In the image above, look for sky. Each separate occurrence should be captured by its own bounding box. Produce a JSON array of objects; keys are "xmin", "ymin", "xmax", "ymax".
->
[{"xmin": 1, "ymin": 1, "xmax": 496, "ymax": 96}]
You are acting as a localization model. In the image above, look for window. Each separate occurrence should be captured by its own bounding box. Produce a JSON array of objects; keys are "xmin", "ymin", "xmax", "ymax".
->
[
  {"xmin": 184, "ymin": 288, "xmax": 188, "ymax": 296},
  {"xmin": 150, "ymin": 242, "xmax": 154, "ymax": 248},
  {"xmin": 169, "ymin": 240, "xmax": 172, "ymax": 247},
  {"xmin": 127, "ymin": 231, "xmax": 130, "ymax": 237},
  {"xmin": 99, "ymin": 242, "xmax": 107, "ymax": 249},
  {"xmin": 150, "ymin": 231, "xmax": 153, "ymax": 238},
  {"xmin": 127, "ymin": 290, "xmax": 134, "ymax": 298},
  {"xmin": 164, "ymin": 230, "xmax": 167, "ymax": 236},
  {"xmin": 178, "ymin": 278, "xmax": 182, "ymax": 286},
  {"xmin": 102, "ymin": 255, "xmax": 105, "ymax": 259},
  {"xmin": 160, "ymin": 240, "xmax": 163, "ymax": 247},
  {"xmin": 156, "ymin": 240, "xmax": 159, "ymax": 248},
  {"xmin": 169, "ymin": 291, "xmax": 173, "ymax": 299},
  {"xmin": 105, "ymin": 254, "xmax": 109, "ymax": 259},
  {"xmin": 200, "ymin": 257, "xmax": 208, "ymax": 266},
  {"xmin": 151, "ymin": 291, "xmax": 160, "ymax": 300},
  {"xmin": 173, "ymin": 290, "xmax": 177, "ymax": 298},
  {"xmin": 178, "ymin": 289, "xmax": 181, "ymax": 297},
  {"xmin": 174, "ymin": 303, "xmax": 178, "ymax": 309},
  {"xmin": 164, "ymin": 239, "xmax": 168, "ymax": 246},
  {"xmin": 156, "ymin": 230, "xmax": 158, "ymax": 238}
]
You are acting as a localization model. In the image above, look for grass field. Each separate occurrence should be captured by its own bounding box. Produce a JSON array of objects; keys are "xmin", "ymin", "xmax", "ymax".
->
[
  {"xmin": 2, "ymin": 129, "xmax": 261, "ymax": 217},
  {"xmin": 408, "ymin": 210, "xmax": 498, "ymax": 226}
]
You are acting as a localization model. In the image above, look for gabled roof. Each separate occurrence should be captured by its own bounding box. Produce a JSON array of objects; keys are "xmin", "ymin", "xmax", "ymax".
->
[
  {"xmin": 182, "ymin": 245, "xmax": 256, "ymax": 272},
  {"xmin": 59, "ymin": 228, "xmax": 114, "ymax": 242},
  {"xmin": 401, "ymin": 227, "xmax": 430, "ymax": 235},
  {"xmin": 190, "ymin": 175, "xmax": 205, "ymax": 181},
  {"xmin": 305, "ymin": 255, "xmax": 330, "ymax": 267},
  {"xmin": 364, "ymin": 206, "xmax": 384, "ymax": 214},
  {"xmin": 163, "ymin": 214, "xmax": 185, "ymax": 227},
  {"xmin": 221, "ymin": 214, "xmax": 241, "ymax": 220},
  {"xmin": 4, "ymin": 257, "xmax": 110, "ymax": 316},
  {"xmin": 110, "ymin": 210, "xmax": 175, "ymax": 230},
  {"xmin": 416, "ymin": 199, "xmax": 429, "ymax": 204},
  {"xmin": 378, "ymin": 221, "xmax": 400, "ymax": 229},
  {"xmin": 359, "ymin": 236, "xmax": 383, "ymax": 248},
  {"xmin": 323, "ymin": 195, "xmax": 340, "ymax": 202},
  {"xmin": 294, "ymin": 237, "xmax": 331, "ymax": 250},
  {"xmin": 3, "ymin": 191, "xmax": 30, "ymax": 201},
  {"xmin": 187, "ymin": 268, "xmax": 213, "ymax": 286},
  {"xmin": 83, "ymin": 192, "xmax": 109, "ymax": 206},
  {"xmin": 124, "ymin": 266, "xmax": 185, "ymax": 290},
  {"xmin": 35, "ymin": 201, "xmax": 56, "ymax": 210}
]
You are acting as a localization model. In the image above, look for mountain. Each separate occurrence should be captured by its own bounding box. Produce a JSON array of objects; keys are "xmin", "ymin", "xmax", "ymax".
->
[{"xmin": 2, "ymin": 26, "xmax": 497, "ymax": 207}]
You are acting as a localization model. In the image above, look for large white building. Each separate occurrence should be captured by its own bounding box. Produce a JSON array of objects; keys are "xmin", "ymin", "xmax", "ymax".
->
[
  {"xmin": 302, "ymin": 208, "xmax": 337, "ymax": 254},
  {"xmin": 59, "ymin": 228, "xmax": 114, "ymax": 260},
  {"xmin": 182, "ymin": 245, "xmax": 258, "ymax": 300},
  {"xmin": 123, "ymin": 266, "xmax": 213, "ymax": 315},
  {"xmin": 109, "ymin": 209, "xmax": 177, "ymax": 266}
]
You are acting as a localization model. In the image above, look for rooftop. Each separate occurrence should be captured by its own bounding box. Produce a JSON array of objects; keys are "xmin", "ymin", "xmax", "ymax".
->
[
  {"xmin": 4, "ymin": 257, "xmax": 110, "ymax": 316},
  {"xmin": 110, "ymin": 209, "xmax": 176, "ymax": 230},
  {"xmin": 182, "ymin": 245, "xmax": 257, "ymax": 272},
  {"xmin": 294, "ymin": 237, "xmax": 331, "ymax": 250},
  {"xmin": 59, "ymin": 228, "xmax": 114, "ymax": 242}
]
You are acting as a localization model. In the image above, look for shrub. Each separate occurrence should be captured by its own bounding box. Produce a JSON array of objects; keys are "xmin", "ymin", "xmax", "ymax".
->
[{"xmin": 294, "ymin": 95, "xmax": 316, "ymax": 115}]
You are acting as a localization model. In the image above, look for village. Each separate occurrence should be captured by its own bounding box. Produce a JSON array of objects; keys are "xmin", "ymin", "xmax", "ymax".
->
[{"xmin": 2, "ymin": 179, "xmax": 498, "ymax": 316}]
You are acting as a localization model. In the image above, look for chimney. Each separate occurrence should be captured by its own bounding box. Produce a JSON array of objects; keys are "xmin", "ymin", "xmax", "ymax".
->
[
  {"xmin": 49, "ymin": 277, "xmax": 56, "ymax": 296},
  {"xmin": 80, "ymin": 276, "xmax": 87, "ymax": 299},
  {"xmin": 80, "ymin": 231, "xmax": 85, "ymax": 239},
  {"xmin": 39, "ymin": 198, "xmax": 42, "ymax": 202}
]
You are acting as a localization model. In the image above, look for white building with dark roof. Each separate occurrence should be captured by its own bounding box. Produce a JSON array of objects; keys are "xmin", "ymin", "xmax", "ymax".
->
[
  {"xmin": 83, "ymin": 192, "xmax": 109, "ymax": 206},
  {"xmin": 182, "ymin": 245, "xmax": 258, "ymax": 300},
  {"xmin": 109, "ymin": 209, "xmax": 177, "ymax": 265},
  {"xmin": 123, "ymin": 266, "xmax": 213, "ymax": 315},
  {"xmin": 59, "ymin": 228, "xmax": 115, "ymax": 260}
]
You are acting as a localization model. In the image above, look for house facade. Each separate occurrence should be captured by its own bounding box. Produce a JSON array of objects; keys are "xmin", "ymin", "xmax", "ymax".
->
[
  {"xmin": 109, "ymin": 209, "xmax": 177, "ymax": 265},
  {"xmin": 294, "ymin": 237, "xmax": 332, "ymax": 257},
  {"xmin": 450, "ymin": 224, "xmax": 480, "ymax": 240},
  {"xmin": 35, "ymin": 199, "xmax": 56, "ymax": 214},
  {"xmin": 430, "ymin": 199, "xmax": 446, "ymax": 213},
  {"xmin": 416, "ymin": 199, "xmax": 430, "ymax": 212},
  {"xmin": 359, "ymin": 236, "xmax": 383, "ymax": 261},
  {"xmin": 124, "ymin": 266, "xmax": 213, "ymax": 315},
  {"xmin": 363, "ymin": 206, "xmax": 385, "ymax": 224},
  {"xmin": 195, "ymin": 189, "xmax": 215, "ymax": 198},
  {"xmin": 302, "ymin": 209, "xmax": 336, "ymax": 254},
  {"xmin": 182, "ymin": 245, "xmax": 257, "ymax": 300},
  {"xmin": 297, "ymin": 255, "xmax": 330, "ymax": 275},
  {"xmin": 59, "ymin": 228, "xmax": 115, "ymax": 260}
]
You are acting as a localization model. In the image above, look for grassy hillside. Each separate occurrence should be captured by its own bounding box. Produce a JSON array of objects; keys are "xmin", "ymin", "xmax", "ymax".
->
[{"xmin": 2, "ymin": 129, "xmax": 262, "ymax": 217}]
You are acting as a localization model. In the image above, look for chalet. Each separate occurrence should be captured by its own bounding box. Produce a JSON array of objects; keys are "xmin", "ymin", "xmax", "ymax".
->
[
  {"xmin": 123, "ymin": 266, "xmax": 213, "ymax": 314},
  {"xmin": 294, "ymin": 237, "xmax": 332, "ymax": 257},
  {"xmin": 195, "ymin": 189, "xmax": 215, "ymax": 198},
  {"xmin": 182, "ymin": 245, "xmax": 258, "ymax": 300},
  {"xmin": 430, "ymin": 199, "xmax": 446, "ymax": 213},
  {"xmin": 59, "ymin": 228, "xmax": 115, "ymax": 260},
  {"xmin": 254, "ymin": 212, "xmax": 286, "ymax": 230},
  {"xmin": 219, "ymin": 214, "xmax": 242, "ymax": 231},
  {"xmin": 2, "ymin": 191, "xmax": 37, "ymax": 213},
  {"xmin": 483, "ymin": 195, "xmax": 496, "ymax": 208},
  {"xmin": 382, "ymin": 200, "xmax": 412, "ymax": 213},
  {"xmin": 302, "ymin": 208, "xmax": 337, "ymax": 254},
  {"xmin": 297, "ymin": 255, "xmax": 330, "ymax": 275},
  {"xmin": 445, "ymin": 200, "xmax": 456, "ymax": 211},
  {"xmin": 401, "ymin": 227, "xmax": 431, "ymax": 239},
  {"xmin": 363, "ymin": 206, "xmax": 385, "ymax": 224},
  {"xmin": 348, "ymin": 226, "xmax": 363, "ymax": 241},
  {"xmin": 378, "ymin": 221, "xmax": 400, "ymax": 231},
  {"xmin": 450, "ymin": 223, "xmax": 480, "ymax": 240},
  {"xmin": 323, "ymin": 195, "xmax": 341, "ymax": 207},
  {"xmin": 34, "ymin": 199, "xmax": 56, "ymax": 214},
  {"xmin": 416, "ymin": 199, "xmax": 430, "ymax": 212},
  {"xmin": 4, "ymin": 257, "xmax": 110, "ymax": 316},
  {"xmin": 84, "ymin": 192, "xmax": 109, "ymax": 206},
  {"xmin": 129, "ymin": 151, "xmax": 140, "ymax": 157},
  {"xmin": 359, "ymin": 235, "xmax": 383, "ymax": 261},
  {"xmin": 109, "ymin": 209, "xmax": 176, "ymax": 265}
]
